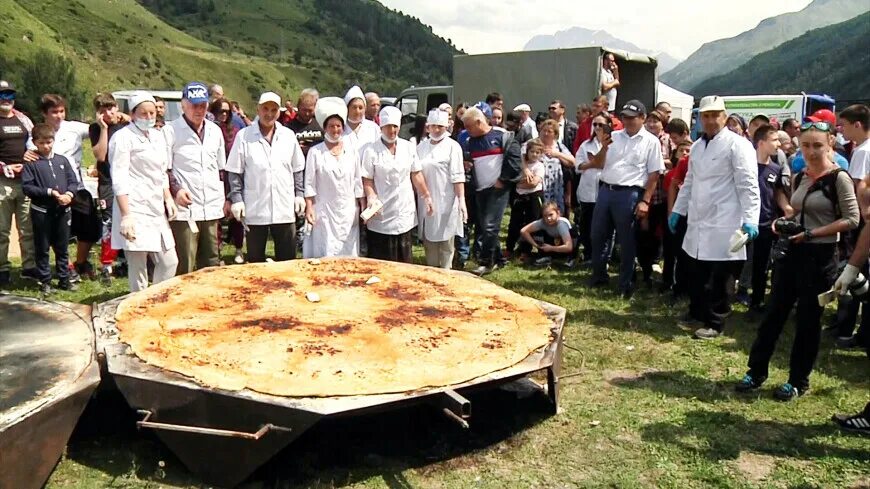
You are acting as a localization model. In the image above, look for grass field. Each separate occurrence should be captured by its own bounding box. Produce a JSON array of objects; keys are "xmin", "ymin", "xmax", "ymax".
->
[{"xmin": 3, "ymin": 242, "xmax": 868, "ymax": 488}]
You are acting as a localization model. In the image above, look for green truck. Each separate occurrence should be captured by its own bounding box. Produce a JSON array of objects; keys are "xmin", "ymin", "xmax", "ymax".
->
[{"xmin": 395, "ymin": 47, "xmax": 659, "ymax": 138}]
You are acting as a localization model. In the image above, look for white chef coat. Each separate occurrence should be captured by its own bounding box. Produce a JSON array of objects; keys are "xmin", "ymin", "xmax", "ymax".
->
[
  {"xmin": 302, "ymin": 142, "xmax": 363, "ymax": 258},
  {"xmin": 343, "ymin": 119, "xmax": 380, "ymax": 156},
  {"xmin": 109, "ymin": 124, "xmax": 175, "ymax": 253},
  {"xmin": 225, "ymin": 123, "xmax": 305, "ymax": 226},
  {"xmin": 599, "ymin": 128, "xmax": 664, "ymax": 188},
  {"xmin": 601, "ymin": 68, "xmax": 617, "ymax": 111},
  {"xmin": 575, "ymin": 138, "xmax": 603, "ymax": 203},
  {"xmin": 416, "ymin": 137, "xmax": 465, "ymax": 242},
  {"xmin": 53, "ymin": 120, "xmax": 90, "ymax": 182},
  {"xmin": 360, "ymin": 138, "xmax": 421, "ymax": 235},
  {"xmin": 164, "ymin": 117, "xmax": 227, "ymax": 222},
  {"xmin": 673, "ymin": 128, "xmax": 760, "ymax": 261}
]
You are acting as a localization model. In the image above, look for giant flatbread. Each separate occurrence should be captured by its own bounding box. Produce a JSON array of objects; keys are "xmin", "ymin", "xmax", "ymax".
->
[{"xmin": 115, "ymin": 257, "xmax": 555, "ymax": 397}]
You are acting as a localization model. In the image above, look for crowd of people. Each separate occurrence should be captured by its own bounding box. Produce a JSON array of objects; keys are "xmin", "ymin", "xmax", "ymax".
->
[{"xmin": 0, "ymin": 53, "xmax": 868, "ymax": 432}]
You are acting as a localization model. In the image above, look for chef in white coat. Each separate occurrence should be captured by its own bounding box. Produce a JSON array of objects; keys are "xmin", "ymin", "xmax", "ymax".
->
[
  {"xmin": 303, "ymin": 97, "xmax": 365, "ymax": 258},
  {"xmin": 226, "ymin": 92, "xmax": 306, "ymax": 263},
  {"xmin": 416, "ymin": 109, "xmax": 466, "ymax": 269},
  {"xmin": 670, "ymin": 95, "xmax": 760, "ymax": 340},
  {"xmin": 361, "ymin": 106, "xmax": 433, "ymax": 263},
  {"xmin": 109, "ymin": 91, "xmax": 179, "ymax": 292},
  {"xmin": 164, "ymin": 82, "xmax": 227, "ymax": 275},
  {"xmin": 343, "ymin": 85, "xmax": 381, "ymax": 155}
]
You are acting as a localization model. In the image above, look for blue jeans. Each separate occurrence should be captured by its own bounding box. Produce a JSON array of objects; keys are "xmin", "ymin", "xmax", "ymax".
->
[
  {"xmin": 590, "ymin": 185, "xmax": 641, "ymax": 291},
  {"xmin": 475, "ymin": 185, "xmax": 510, "ymax": 267}
]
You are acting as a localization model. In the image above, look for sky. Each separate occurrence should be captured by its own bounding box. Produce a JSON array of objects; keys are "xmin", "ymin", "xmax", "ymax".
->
[{"xmin": 377, "ymin": 0, "xmax": 813, "ymax": 59}]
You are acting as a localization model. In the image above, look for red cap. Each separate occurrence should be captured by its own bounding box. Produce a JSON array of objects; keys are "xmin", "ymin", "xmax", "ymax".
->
[{"xmin": 804, "ymin": 109, "xmax": 836, "ymax": 125}]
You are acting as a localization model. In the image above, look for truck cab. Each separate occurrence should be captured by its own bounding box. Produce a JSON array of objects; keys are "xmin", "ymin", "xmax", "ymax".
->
[{"xmin": 394, "ymin": 86, "xmax": 453, "ymax": 139}]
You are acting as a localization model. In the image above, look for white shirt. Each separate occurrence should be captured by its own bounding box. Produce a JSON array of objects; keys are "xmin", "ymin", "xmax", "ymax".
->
[
  {"xmin": 575, "ymin": 138, "xmax": 603, "ymax": 203},
  {"xmin": 599, "ymin": 128, "xmax": 664, "ymax": 188},
  {"xmin": 226, "ymin": 123, "xmax": 305, "ymax": 226},
  {"xmin": 109, "ymin": 125, "xmax": 175, "ymax": 253},
  {"xmin": 361, "ymin": 138, "xmax": 421, "ymax": 235},
  {"xmin": 848, "ymin": 138, "xmax": 870, "ymax": 179},
  {"xmin": 522, "ymin": 117, "xmax": 539, "ymax": 139},
  {"xmin": 601, "ymin": 68, "xmax": 617, "ymax": 111},
  {"xmin": 52, "ymin": 120, "xmax": 90, "ymax": 177},
  {"xmin": 674, "ymin": 128, "xmax": 760, "ymax": 261},
  {"xmin": 343, "ymin": 119, "xmax": 381, "ymax": 156},
  {"xmin": 516, "ymin": 161, "xmax": 545, "ymax": 196},
  {"xmin": 303, "ymin": 142, "xmax": 363, "ymax": 258},
  {"xmin": 416, "ymin": 137, "xmax": 465, "ymax": 242},
  {"xmin": 164, "ymin": 117, "xmax": 227, "ymax": 222}
]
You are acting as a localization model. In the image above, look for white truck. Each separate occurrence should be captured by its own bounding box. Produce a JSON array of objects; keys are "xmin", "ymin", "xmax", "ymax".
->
[{"xmin": 395, "ymin": 47, "xmax": 659, "ymax": 138}]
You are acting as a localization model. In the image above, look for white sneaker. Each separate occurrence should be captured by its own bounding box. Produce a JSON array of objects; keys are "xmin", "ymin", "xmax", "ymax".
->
[{"xmin": 234, "ymin": 250, "xmax": 244, "ymax": 264}]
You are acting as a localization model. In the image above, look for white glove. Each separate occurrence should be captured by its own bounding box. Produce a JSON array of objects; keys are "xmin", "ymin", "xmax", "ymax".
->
[
  {"xmin": 294, "ymin": 196, "xmax": 306, "ymax": 217},
  {"xmin": 120, "ymin": 215, "xmax": 136, "ymax": 241},
  {"xmin": 231, "ymin": 201, "xmax": 246, "ymax": 221},
  {"xmin": 833, "ymin": 264, "xmax": 860, "ymax": 295},
  {"xmin": 164, "ymin": 198, "xmax": 178, "ymax": 221},
  {"xmin": 458, "ymin": 197, "xmax": 468, "ymax": 223}
]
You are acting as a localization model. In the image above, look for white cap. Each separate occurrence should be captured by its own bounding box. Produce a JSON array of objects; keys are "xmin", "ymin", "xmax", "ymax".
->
[
  {"xmin": 258, "ymin": 92, "xmax": 281, "ymax": 107},
  {"xmin": 438, "ymin": 102, "xmax": 452, "ymax": 112},
  {"xmin": 314, "ymin": 97, "xmax": 348, "ymax": 128},
  {"xmin": 513, "ymin": 103, "xmax": 531, "ymax": 112},
  {"xmin": 344, "ymin": 85, "xmax": 366, "ymax": 106},
  {"xmin": 379, "ymin": 106, "xmax": 402, "ymax": 127},
  {"xmin": 698, "ymin": 95, "xmax": 726, "ymax": 113},
  {"xmin": 129, "ymin": 90, "xmax": 156, "ymax": 112},
  {"xmin": 426, "ymin": 109, "xmax": 449, "ymax": 127}
]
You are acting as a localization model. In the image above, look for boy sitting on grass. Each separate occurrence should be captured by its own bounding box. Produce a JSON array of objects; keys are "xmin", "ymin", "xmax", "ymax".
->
[
  {"xmin": 21, "ymin": 123, "xmax": 79, "ymax": 293},
  {"xmin": 519, "ymin": 201, "xmax": 579, "ymax": 267}
]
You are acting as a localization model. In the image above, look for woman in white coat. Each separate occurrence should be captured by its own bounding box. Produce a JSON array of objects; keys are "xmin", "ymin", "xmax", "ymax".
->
[
  {"xmin": 109, "ymin": 91, "xmax": 179, "ymax": 292},
  {"xmin": 416, "ymin": 109, "xmax": 466, "ymax": 268},
  {"xmin": 342, "ymin": 85, "xmax": 381, "ymax": 155},
  {"xmin": 361, "ymin": 106, "xmax": 433, "ymax": 263},
  {"xmin": 302, "ymin": 97, "xmax": 365, "ymax": 258}
]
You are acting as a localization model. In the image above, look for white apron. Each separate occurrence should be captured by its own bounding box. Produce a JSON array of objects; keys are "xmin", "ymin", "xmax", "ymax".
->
[{"xmin": 416, "ymin": 137, "xmax": 464, "ymax": 242}]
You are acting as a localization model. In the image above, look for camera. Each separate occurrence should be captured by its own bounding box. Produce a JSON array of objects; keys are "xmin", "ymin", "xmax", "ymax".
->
[{"xmin": 770, "ymin": 218, "xmax": 804, "ymax": 261}]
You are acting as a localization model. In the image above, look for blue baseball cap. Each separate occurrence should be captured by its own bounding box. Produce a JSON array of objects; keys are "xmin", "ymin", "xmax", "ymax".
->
[
  {"xmin": 182, "ymin": 82, "xmax": 209, "ymax": 104},
  {"xmin": 474, "ymin": 101, "xmax": 493, "ymax": 120}
]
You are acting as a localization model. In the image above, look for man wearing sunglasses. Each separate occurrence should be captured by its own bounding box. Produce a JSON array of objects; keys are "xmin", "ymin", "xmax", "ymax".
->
[{"xmin": 0, "ymin": 80, "xmax": 37, "ymax": 286}]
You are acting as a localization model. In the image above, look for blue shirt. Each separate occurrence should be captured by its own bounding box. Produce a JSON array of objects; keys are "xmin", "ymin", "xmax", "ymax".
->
[
  {"xmin": 791, "ymin": 152, "xmax": 849, "ymax": 173},
  {"xmin": 231, "ymin": 112, "xmax": 247, "ymax": 131},
  {"xmin": 460, "ymin": 129, "xmax": 505, "ymax": 191}
]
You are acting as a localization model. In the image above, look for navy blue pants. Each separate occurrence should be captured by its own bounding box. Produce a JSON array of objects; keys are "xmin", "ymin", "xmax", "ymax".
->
[
  {"xmin": 474, "ymin": 185, "xmax": 510, "ymax": 267},
  {"xmin": 590, "ymin": 185, "xmax": 641, "ymax": 292},
  {"xmin": 31, "ymin": 208, "xmax": 71, "ymax": 283}
]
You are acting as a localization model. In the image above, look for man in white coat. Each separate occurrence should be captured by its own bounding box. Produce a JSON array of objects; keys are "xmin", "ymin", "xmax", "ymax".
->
[
  {"xmin": 165, "ymin": 82, "xmax": 227, "ymax": 275},
  {"xmin": 669, "ymin": 95, "xmax": 761, "ymax": 339},
  {"xmin": 226, "ymin": 92, "xmax": 306, "ymax": 263}
]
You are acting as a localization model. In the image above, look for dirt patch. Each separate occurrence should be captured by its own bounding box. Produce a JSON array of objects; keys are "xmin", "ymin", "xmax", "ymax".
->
[
  {"xmin": 848, "ymin": 476, "xmax": 870, "ymax": 489},
  {"xmin": 602, "ymin": 368, "xmax": 659, "ymax": 383},
  {"xmin": 732, "ymin": 452, "xmax": 777, "ymax": 483}
]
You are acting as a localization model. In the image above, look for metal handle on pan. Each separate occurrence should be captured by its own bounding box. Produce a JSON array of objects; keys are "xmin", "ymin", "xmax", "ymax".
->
[{"xmin": 136, "ymin": 410, "xmax": 291, "ymax": 440}]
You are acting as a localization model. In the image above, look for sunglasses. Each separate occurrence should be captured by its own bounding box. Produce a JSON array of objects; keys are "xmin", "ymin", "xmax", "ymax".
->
[
  {"xmin": 800, "ymin": 121, "xmax": 832, "ymax": 132},
  {"xmin": 592, "ymin": 122, "xmax": 608, "ymax": 128},
  {"xmin": 217, "ymin": 109, "xmax": 231, "ymax": 114},
  {"xmin": 0, "ymin": 92, "xmax": 15, "ymax": 101},
  {"xmin": 548, "ymin": 106, "xmax": 559, "ymax": 111}
]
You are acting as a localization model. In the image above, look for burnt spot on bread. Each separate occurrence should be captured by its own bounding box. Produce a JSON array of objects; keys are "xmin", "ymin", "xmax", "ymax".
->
[
  {"xmin": 231, "ymin": 317, "xmax": 301, "ymax": 331},
  {"xmin": 381, "ymin": 284, "xmax": 422, "ymax": 302},
  {"xmin": 148, "ymin": 287, "xmax": 175, "ymax": 304},
  {"xmin": 246, "ymin": 276, "xmax": 295, "ymax": 291},
  {"xmin": 417, "ymin": 306, "xmax": 445, "ymax": 318}
]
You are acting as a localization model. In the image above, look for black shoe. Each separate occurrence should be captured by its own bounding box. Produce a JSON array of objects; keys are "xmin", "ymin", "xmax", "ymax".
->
[
  {"xmin": 773, "ymin": 382, "xmax": 805, "ymax": 402},
  {"xmin": 57, "ymin": 280, "xmax": 79, "ymax": 291},
  {"xmin": 735, "ymin": 289, "xmax": 751, "ymax": 307},
  {"xmin": 835, "ymin": 336, "xmax": 860, "ymax": 349},
  {"xmin": 68, "ymin": 268, "xmax": 82, "ymax": 284},
  {"xmin": 735, "ymin": 373, "xmax": 766, "ymax": 392},
  {"xmin": 0, "ymin": 270, "xmax": 9, "ymax": 287},
  {"xmin": 75, "ymin": 261, "xmax": 96, "ymax": 279},
  {"xmin": 21, "ymin": 268, "xmax": 40, "ymax": 281},
  {"xmin": 832, "ymin": 411, "xmax": 870, "ymax": 435},
  {"xmin": 620, "ymin": 288, "xmax": 635, "ymax": 300}
]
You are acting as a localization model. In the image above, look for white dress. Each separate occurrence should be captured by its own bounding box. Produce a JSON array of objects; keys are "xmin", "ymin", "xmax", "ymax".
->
[
  {"xmin": 416, "ymin": 137, "xmax": 464, "ymax": 242},
  {"xmin": 302, "ymin": 142, "xmax": 363, "ymax": 258}
]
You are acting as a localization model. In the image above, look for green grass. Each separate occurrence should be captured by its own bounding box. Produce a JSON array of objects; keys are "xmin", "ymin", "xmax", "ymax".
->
[{"xmin": 5, "ymin": 241, "xmax": 868, "ymax": 488}]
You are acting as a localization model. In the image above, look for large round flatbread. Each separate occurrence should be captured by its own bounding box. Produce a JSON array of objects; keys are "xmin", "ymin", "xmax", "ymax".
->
[{"xmin": 115, "ymin": 257, "xmax": 554, "ymax": 397}]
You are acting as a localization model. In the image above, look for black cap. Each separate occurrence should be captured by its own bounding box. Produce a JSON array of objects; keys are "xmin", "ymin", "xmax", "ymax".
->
[
  {"xmin": 620, "ymin": 100, "xmax": 646, "ymax": 117},
  {"xmin": 0, "ymin": 80, "xmax": 15, "ymax": 93}
]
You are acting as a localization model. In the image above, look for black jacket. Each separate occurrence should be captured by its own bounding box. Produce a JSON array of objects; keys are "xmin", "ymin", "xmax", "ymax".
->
[{"xmin": 22, "ymin": 154, "xmax": 78, "ymax": 212}]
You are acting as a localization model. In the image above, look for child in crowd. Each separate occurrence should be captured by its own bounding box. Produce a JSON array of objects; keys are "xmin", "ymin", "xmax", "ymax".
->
[
  {"xmin": 21, "ymin": 123, "xmax": 80, "ymax": 293},
  {"xmin": 519, "ymin": 201, "xmax": 579, "ymax": 267},
  {"xmin": 663, "ymin": 140, "xmax": 692, "ymax": 298},
  {"xmin": 506, "ymin": 139, "xmax": 545, "ymax": 259}
]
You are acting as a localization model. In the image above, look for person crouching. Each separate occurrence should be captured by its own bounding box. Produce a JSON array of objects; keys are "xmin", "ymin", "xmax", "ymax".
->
[
  {"xmin": 21, "ymin": 123, "xmax": 80, "ymax": 293},
  {"xmin": 519, "ymin": 201, "xmax": 579, "ymax": 267}
]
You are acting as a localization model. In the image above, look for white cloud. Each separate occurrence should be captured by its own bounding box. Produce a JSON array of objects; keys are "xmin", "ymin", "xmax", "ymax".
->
[{"xmin": 378, "ymin": 0, "xmax": 813, "ymax": 58}]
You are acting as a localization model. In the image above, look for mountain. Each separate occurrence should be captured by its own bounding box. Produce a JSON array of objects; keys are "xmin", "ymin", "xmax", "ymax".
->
[
  {"xmin": 692, "ymin": 12, "xmax": 870, "ymax": 102},
  {"xmin": 523, "ymin": 27, "xmax": 682, "ymax": 73},
  {"xmin": 0, "ymin": 0, "xmax": 458, "ymax": 117},
  {"xmin": 662, "ymin": 0, "xmax": 870, "ymax": 92}
]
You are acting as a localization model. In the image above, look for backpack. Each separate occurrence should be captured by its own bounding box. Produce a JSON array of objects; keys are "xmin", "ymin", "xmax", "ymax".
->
[{"xmin": 793, "ymin": 168, "xmax": 845, "ymax": 226}]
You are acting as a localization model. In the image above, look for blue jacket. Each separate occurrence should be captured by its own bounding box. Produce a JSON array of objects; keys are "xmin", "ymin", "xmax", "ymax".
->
[{"xmin": 22, "ymin": 154, "xmax": 78, "ymax": 212}]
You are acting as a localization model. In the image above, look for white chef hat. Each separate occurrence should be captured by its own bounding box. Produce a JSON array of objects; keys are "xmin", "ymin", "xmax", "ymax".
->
[
  {"xmin": 315, "ymin": 97, "xmax": 348, "ymax": 128},
  {"xmin": 344, "ymin": 85, "xmax": 366, "ymax": 106},
  {"xmin": 426, "ymin": 109, "xmax": 449, "ymax": 127},
  {"xmin": 129, "ymin": 90, "xmax": 156, "ymax": 112},
  {"xmin": 379, "ymin": 106, "xmax": 402, "ymax": 127}
]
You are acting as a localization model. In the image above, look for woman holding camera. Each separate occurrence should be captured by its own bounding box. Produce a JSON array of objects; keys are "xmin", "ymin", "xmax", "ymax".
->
[{"xmin": 737, "ymin": 121, "xmax": 859, "ymax": 401}]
